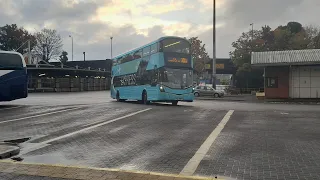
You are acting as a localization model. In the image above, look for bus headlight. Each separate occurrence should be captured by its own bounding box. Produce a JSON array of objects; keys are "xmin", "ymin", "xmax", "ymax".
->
[
  {"xmin": 159, "ymin": 86, "xmax": 165, "ymax": 92},
  {"xmin": 192, "ymin": 87, "xmax": 195, "ymax": 93}
]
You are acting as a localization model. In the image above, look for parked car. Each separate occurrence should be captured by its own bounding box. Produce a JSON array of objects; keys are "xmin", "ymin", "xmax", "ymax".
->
[{"xmin": 194, "ymin": 85, "xmax": 224, "ymax": 98}]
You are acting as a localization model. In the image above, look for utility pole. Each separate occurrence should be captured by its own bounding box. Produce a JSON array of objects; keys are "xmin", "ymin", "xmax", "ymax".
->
[
  {"xmin": 69, "ymin": 35, "xmax": 74, "ymax": 61},
  {"xmin": 83, "ymin": 52, "xmax": 86, "ymax": 61},
  {"xmin": 248, "ymin": 23, "xmax": 254, "ymax": 90},
  {"xmin": 27, "ymin": 40, "xmax": 31, "ymax": 65},
  {"xmin": 250, "ymin": 23, "xmax": 254, "ymax": 43},
  {"xmin": 110, "ymin": 36, "xmax": 113, "ymax": 59},
  {"xmin": 212, "ymin": 0, "xmax": 216, "ymax": 89}
]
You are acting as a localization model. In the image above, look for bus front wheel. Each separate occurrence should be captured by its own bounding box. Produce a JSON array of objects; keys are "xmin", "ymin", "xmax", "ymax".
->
[
  {"xmin": 116, "ymin": 91, "xmax": 125, "ymax": 102},
  {"xmin": 116, "ymin": 91, "xmax": 120, "ymax": 102},
  {"xmin": 172, "ymin": 101, "xmax": 178, "ymax": 106},
  {"xmin": 142, "ymin": 91, "xmax": 150, "ymax": 105}
]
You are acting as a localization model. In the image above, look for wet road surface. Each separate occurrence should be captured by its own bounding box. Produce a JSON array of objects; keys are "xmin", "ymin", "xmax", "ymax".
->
[{"xmin": 1, "ymin": 91, "xmax": 320, "ymax": 180}]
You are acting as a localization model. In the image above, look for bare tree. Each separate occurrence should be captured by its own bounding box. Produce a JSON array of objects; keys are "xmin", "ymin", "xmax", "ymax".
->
[
  {"xmin": 305, "ymin": 25, "xmax": 320, "ymax": 49},
  {"xmin": 33, "ymin": 28, "xmax": 63, "ymax": 62}
]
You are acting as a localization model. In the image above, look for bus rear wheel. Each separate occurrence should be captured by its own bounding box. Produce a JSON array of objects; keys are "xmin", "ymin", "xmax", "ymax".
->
[
  {"xmin": 172, "ymin": 101, "xmax": 178, "ymax": 106},
  {"xmin": 142, "ymin": 91, "xmax": 150, "ymax": 105}
]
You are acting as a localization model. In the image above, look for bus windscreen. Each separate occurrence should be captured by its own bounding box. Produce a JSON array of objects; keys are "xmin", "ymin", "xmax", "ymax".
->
[
  {"xmin": 160, "ymin": 39, "xmax": 190, "ymax": 54},
  {"xmin": 0, "ymin": 53, "xmax": 23, "ymax": 68}
]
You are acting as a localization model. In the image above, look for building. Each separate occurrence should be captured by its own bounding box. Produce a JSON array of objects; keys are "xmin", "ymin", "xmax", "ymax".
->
[
  {"xmin": 196, "ymin": 58, "xmax": 236, "ymax": 85},
  {"xmin": 27, "ymin": 60, "xmax": 112, "ymax": 92},
  {"xmin": 251, "ymin": 49, "xmax": 320, "ymax": 99}
]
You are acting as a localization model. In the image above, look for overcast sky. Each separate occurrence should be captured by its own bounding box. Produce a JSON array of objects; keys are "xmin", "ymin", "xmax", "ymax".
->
[{"xmin": 0, "ymin": 0, "xmax": 319, "ymax": 60}]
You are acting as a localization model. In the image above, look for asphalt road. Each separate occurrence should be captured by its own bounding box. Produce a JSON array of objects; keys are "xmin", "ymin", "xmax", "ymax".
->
[{"xmin": 1, "ymin": 91, "xmax": 320, "ymax": 180}]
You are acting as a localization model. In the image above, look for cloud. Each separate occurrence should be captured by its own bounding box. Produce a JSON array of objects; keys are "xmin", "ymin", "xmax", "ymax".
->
[
  {"xmin": 1, "ymin": 0, "xmax": 320, "ymax": 61},
  {"xmin": 145, "ymin": 0, "xmax": 194, "ymax": 15},
  {"xmin": 198, "ymin": 0, "xmax": 227, "ymax": 10},
  {"xmin": 224, "ymin": 0, "xmax": 303, "ymax": 28}
]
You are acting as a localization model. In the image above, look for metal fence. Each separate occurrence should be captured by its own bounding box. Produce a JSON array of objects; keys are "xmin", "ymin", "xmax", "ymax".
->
[
  {"xmin": 225, "ymin": 87, "xmax": 264, "ymax": 95},
  {"xmin": 28, "ymin": 77, "xmax": 110, "ymax": 92}
]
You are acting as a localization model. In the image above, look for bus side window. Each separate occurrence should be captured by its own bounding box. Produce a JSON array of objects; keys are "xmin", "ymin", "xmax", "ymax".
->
[
  {"xmin": 150, "ymin": 43, "xmax": 158, "ymax": 54},
  {"xmin": 123, "ymin": 53, "xmax": 133, "ymax": 63},
  {"xmin": 137, "ymin": 56, "xmax": 149, "ymax": 85},
  {"xmin": 133, "ymin": 49, "xmax": 142, "ymax": 60},
  {"xmin": 159, "ymin": 41, "xmax": 163, "ymax": 52},
  {"xmin": 143, "ymin": 46, "xmax": 150, "ymax": 57},
  {"xmin": 117, "ymin": 57, "xmax": 123, "ymax": 64}
]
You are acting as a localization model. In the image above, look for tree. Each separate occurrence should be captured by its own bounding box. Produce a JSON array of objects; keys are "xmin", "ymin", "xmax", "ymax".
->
[
  {"xmin": 189, "ymin": 37, "xmax": 210, "ymax": 77},
  {"xmin": 230, "ymin": 21, "xmax": 320, "ymax": 89},
  {"xmin": 287, "ymin": 22, "xmax": 303, "ymax": 34},
  {"xmin": 305, "ymin": 25, "xmax": 320, "ymax": 49},
  {"xmin": 0, "ymin": 24, "xmax": 36, "ymax": 54},
  {"xmin": 33, "ymin": 28, "xmax": 63, "ymax": 62},
  {"xmin": 59, "ymin": 51, "xmax": 68, "ymax": 64},
  {"xmin": 230, "ymin": 26, "xmax": 271, "ymax": 89}
]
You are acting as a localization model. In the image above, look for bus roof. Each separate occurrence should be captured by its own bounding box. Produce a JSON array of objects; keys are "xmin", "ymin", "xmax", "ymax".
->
[
  {"xmin": 112, "ymin": 36, "xmax": 189, "ymax": 60},
  {"xmin": 0, "ymin": 50, "xmax": 26, "ymax": 67}
]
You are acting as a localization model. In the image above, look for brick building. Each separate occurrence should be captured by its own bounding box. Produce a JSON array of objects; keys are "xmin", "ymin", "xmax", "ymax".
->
[{"xmin": 251, "ymin": 49, "xmax": 320, "ymax": 99}]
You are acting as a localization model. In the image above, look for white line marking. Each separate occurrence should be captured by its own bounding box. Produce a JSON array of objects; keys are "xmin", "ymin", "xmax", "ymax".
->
[
  {"xmin": 0, "ymin": 107, "xmax": 82, "ymax": 124},
  {"xmin": 180, "ymin": 110, "xmax": 234, "ymax": 176},
  {"xmin": 0, "ymin": 106, "xmax": 21, "ymax": 111},
  {"xmin": 19, "ymin": 108, "xmax": 152, "ymax": 155},
  {"xmin": 41, "ymin": 108, "xmax": 152, "ymax": 144}
]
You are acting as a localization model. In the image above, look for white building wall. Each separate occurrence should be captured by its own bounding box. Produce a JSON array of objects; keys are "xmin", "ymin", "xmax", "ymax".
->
[{"xmin": 290, "ymin": 66, "xmax": 320, "ymax": 98}]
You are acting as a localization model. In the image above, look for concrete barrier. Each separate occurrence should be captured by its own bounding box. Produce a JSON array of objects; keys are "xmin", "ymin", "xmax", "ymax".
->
[{"xmin": 256, "ymin": 92, "xmax": 265, "ymax": 100}]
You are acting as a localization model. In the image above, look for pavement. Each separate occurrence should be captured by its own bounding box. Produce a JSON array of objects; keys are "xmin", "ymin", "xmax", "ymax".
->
[
  {"xmin": 197, "ymin": 94, "xmax": 320, "ymax": 105},
  {"xmin": 0, "ymin": 160, "xmax": 223, "ymax": 180},
  {"xmin": 0, "ymin": 91, "xmax": 320, "ymax": 180},
  {"xmin": 195, "ymin": 95, "xmax": 255, "ymax": 102}
]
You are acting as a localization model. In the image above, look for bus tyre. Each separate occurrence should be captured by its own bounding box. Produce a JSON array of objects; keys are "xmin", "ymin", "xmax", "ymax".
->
[
  {"xmin": 116, "ymin": 91, "xmax": 121, "ymax": 102},
  {"xmin": 172, "ymin": 101, "xmax": 178, "ymax": 106},
  {"xmin": 194, "ymin": 92, "xmax": 200, "ymax": 97},
  {"xmin": 214, "ymin": 93, "xmax": 219, "ymax": 98},
  {"xmin": 142, "ymin": 91, "xmax": 149, "ymax": 105}
]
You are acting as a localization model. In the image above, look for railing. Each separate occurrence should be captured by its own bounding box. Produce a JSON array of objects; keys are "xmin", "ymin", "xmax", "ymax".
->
[
  {"xmin": 28, "ymin": 77, "xmax": 110, "ymax": 92},
  {"xmin": 225, "ymin": 87, "xmax": 264, "ymax": 95}
]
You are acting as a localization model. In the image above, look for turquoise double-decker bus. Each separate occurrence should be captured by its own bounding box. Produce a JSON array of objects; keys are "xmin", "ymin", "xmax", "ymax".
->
[{"xmin": 111, "ymin": 36, "xmax": 194, "ymax": 105}]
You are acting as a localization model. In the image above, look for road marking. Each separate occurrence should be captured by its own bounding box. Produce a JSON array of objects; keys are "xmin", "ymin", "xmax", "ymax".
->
[
  {"xmin": 41, "ymin": 108, "xmax": 151, "ymax": 144},
  {"xmin": 0, "ymin": 106, "xmax": 21, "ymax": 111},
  {"xmin": 180, "ymin": 110, "xmax": 234, "ymax": 176},
  {"xmin": 0, "ymin": 107, "xmax": 82, "ymax": 124},
  {"xmin": 19, "ymin": 108, "xmax": 152, "ymax": 155}
]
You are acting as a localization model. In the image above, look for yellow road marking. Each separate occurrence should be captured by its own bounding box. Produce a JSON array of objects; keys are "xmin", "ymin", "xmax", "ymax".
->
[{"xmin": 0, "ymin": 160, "xmax": 223, "ymax": 179}]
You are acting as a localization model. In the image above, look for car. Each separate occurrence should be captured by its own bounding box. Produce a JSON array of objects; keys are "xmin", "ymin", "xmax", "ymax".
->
[{"xmin": 194, "ymin": 85, "xmax": 224, "ymax": 98}]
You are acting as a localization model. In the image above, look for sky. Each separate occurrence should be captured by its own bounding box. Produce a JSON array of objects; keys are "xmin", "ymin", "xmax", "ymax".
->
[{"xmin": 0, "ymin": 0, "xmax": 320, "ymax": 61}]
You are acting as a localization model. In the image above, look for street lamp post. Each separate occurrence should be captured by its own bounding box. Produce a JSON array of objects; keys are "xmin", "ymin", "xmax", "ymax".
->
[
  {"xmin": 248, "ymin": 23, "xmax": 254, "ymax": 90},
  {"xmin": 110, "ymin": 36, "xmax": 113, "ymax": 59},
  {"xmin": 69, "ymin": 35, "xmax": 73, "ymax": 61},
  {"xmin": 212, "ymin": 0, "xmax": 216, "ymax": 89},
  {"xmin": 250, "ymin": 23, "xmax": 254, "ymax": 42}
]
